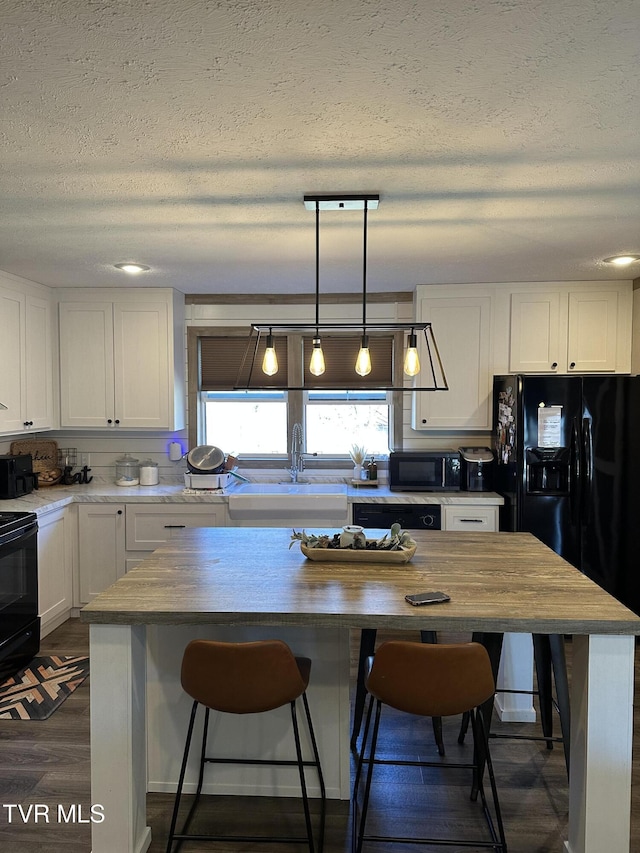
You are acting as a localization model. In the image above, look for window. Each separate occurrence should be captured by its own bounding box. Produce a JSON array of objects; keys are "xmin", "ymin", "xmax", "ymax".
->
[
  {"xmin": 305, "ymin": 390, "xmax": 390, "ymax": 456},
  {"xmin": 202, "ymin": 390, "xmax": 287, "ymax": 454},
  {"xmin": 191, "ymin": 328, "xmax": 395, "ymax": 460}
]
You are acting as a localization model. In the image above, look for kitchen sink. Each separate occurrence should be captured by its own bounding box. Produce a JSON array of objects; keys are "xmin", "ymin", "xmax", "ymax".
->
[
  {"xmin": 227, "ymin": 482, "xmax": 349, "ymax": 525},
  {"xmin": 232, "ymin": 483, "xmax": 346, "ymax": 495}
]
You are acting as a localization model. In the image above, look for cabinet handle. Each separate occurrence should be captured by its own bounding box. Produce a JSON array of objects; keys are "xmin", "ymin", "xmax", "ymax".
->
[
  {"xmin": 569, "ymin": 362, "xmax": 576, "ymax": 369},
  {"xmin": 117, "ymin": 510, "xmax": 123, "ymax": 515},
  {"xmin": 421, "ymin": 418, "xmax": 427, "ymax": 424},
  {"xmin": 551, "ymin": 362, "xmax": 557, "ymax": 369},
  {"xmin": 458, "ymin": 518, "xmax": 485, "ymax": 523},
  {"xmin": 164, "ymin": 524, "xmax": 186, "ymax": 529},
  {"xmin": 107, "ymin": 419, "xmax": 113, "ymax": 424},
  {"xmin": 115, "ymin": 419, "xmax": 120, "ymax": 425}
]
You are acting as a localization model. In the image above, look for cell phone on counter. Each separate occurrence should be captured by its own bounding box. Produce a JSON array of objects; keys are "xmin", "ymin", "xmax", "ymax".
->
[{"xmin": 405, "ymin": 591, "xmax": 451, "ymax": 606}]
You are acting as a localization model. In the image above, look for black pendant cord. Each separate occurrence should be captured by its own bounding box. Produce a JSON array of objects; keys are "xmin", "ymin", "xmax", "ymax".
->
[
  {"xmin": 362, "ymin": 200, "xmax": 368, "ymax": 331},
  {"xmin": 315, "ymin": 200, "xmax": 320, "ymax": 333}
]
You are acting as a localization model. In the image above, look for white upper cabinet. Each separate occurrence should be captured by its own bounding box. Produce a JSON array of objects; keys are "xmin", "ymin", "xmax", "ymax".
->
[
  {"xmin": 509, "ymin": 291, "xmax": 562, "ymax": 373},
  {"xmin": 59, "ymin": 288, "xmax": 185, "ymax": 430},
  {"xmin": 412, "ymin": 288, "xmax": 493, "ymax": 430},
  {"xmin": 0, "ymin": 282, "xmax": 54, "ymax": 435},
  {"xmin": 566, "ymin": 290, "xmax": 620, "ymax": 372},
  {"xmin": 507, "ymin": 285, "xmax": 631, "ymax": 374}
]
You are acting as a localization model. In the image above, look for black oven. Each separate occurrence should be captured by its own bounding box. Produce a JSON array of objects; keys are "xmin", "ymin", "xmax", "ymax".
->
[{"xmin": 0, "ymin": 512, "xmax": 39, "ymax": 683}]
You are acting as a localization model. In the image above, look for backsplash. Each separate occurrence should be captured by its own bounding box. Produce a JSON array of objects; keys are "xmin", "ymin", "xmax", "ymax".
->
[
  {"xmin": 0, "ymin": 430, "xmax": 189, "ymax": 484},
  {"xmin": 0, "ymin": 430, "xmax": 489, "ymax": 486}
]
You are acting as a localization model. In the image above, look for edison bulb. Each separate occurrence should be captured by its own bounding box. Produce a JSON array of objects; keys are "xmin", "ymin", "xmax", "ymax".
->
[
  {"xmin": 261, "ymin": 346, "xmax": 278, "ymax": 376},
  {"xmin": 309, "ymin": 338, "xmax": 325, "ymax": 376},
  {"xmin": 261, "ymin": 333, "xmax": 279, "ymax": 376},
  {"xmin": 403, "ymin": 332, "xmax": 420, "ymax": 377},
  {"xmin": 355, "ymin": 335, "xmax": 372, "ymax": 377}
]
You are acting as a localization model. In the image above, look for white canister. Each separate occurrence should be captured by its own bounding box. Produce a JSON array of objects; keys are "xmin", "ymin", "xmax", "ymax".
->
[{"xmin": 139, "ymin": 460, "xmax": 159, "ymax": 486}]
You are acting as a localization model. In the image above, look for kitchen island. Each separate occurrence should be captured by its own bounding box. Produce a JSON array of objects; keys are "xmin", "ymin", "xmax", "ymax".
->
[{"xmin": 81, "ymin": 526, "xmax": 640, "ymax": 853}]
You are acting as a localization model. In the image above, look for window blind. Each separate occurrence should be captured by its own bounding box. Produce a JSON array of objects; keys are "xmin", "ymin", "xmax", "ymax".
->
[
  {"xmin": 303, "ymin": 335, "xmax": 393, "ymax": 388},
  {"xmin": 199, "ymin": 334, "xmax": 288, "ymax": 390}
]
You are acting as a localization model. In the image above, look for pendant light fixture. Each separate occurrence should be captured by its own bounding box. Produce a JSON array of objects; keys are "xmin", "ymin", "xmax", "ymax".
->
[
  {"xmin": 355, "ymin": 199, "xmax": 372, "ymax": 376},
  {"xmin": 239, "ymin": 194, "xmax": 448, "ymax": 392},
  {"xmin": 308, "ymin": 200, "xmax": 326, "ymax": 376}
]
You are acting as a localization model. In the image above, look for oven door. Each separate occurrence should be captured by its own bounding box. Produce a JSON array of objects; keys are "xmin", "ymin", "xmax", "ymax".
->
[{"xmin": 0, "ymin": 521, "xmax": 39, "ymax": 674}]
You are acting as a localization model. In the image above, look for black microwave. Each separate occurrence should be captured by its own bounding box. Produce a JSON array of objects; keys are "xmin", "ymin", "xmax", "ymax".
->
[{"xmin": 389, "ymin": 451, "xmax": 461, "ymax": 492}]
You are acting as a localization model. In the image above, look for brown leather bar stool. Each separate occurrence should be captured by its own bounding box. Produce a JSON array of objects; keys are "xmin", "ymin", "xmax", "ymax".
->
[
  {"xmin": 352, "ymin": 640, "xmax": 507, "ymax": 853},
  {"xmin": 351, "ymin": 628, "xmax": 445, "ymax": 755},
  {"xmin": 166, "ymin": 639, "xmax": 326, "ymax": 852}
]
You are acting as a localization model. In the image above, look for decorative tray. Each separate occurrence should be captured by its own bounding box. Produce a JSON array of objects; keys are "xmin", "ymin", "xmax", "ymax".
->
[
  {"xmin": 10, "ymin": 438, "xmax": 62, "ymax": 486},
  {"xmin": 300, "ymin": 542, "xmax": 416, "ymax": 564}
]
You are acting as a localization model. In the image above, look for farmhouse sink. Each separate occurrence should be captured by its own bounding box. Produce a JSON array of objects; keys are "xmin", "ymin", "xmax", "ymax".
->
[{"xmin": 227, "ymin": 483, "xmax": 348, "ymax": 522}]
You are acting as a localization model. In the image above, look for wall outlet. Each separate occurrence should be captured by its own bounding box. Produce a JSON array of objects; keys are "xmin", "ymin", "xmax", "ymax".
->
[{"xmin": 80, "ymin": 453, "xmax": 90, "ymax": 467}]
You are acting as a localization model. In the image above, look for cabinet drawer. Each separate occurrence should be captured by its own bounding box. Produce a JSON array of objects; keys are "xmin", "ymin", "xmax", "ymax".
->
[
  {"xmin": 443, "ymin": 505, "xmax": 498, "ymax": 532},
  {"xmin": 125, "ymin": 504, "xmax": 226, "ymax": 550}
]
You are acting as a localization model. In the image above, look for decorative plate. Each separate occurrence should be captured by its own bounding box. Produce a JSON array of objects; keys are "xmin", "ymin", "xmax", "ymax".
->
[{"xmin": 300, "ymin": 542, "xmax": 416, "ymax": 564}]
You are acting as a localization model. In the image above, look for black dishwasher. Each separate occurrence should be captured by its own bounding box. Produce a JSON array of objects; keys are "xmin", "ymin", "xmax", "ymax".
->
[{"xmin": 352, "ymin": 502, "xmax": 441, "ymax": 530}]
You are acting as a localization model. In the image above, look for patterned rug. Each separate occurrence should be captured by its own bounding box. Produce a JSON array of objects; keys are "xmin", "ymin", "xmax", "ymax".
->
[{"xmin": 0, "ymin": 655, "xmax": 89, "ymax": 720}]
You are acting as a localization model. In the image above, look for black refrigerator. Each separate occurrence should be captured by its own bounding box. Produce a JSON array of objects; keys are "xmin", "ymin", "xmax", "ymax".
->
[{"xmin": 493, "ymin": 374, "xmax": 640, "ymax": 614}]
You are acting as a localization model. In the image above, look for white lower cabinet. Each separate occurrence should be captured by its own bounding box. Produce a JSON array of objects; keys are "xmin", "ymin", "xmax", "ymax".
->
[
  {"xmin": 442, "ymin": 504, "xmax": 498, "ymax": 532},
  {"xmin": 125, "ymin": 504, "xmax": 228, "ymax": 570},
  {"xmin": 77, "ymin": 502, "xmax": 228, "ymax": 600},
  {"xmin": 78, "ymin": 504, "xmax": 126, "ymax": 605},
  {"xmin": 38, "ymin": 506, "xmax": 74, "ymax": 636}
]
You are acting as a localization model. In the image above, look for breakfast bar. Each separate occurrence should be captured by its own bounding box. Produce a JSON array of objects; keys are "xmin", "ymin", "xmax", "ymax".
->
[{"xmin": 81, "ymin": 526, "xmax": 640, "ymax": 853}]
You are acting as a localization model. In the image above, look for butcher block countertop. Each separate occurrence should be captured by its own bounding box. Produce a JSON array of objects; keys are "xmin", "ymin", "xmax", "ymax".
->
[{"xmin": 81, "ymin": 527, "xmax": 640, "ymax": 635}]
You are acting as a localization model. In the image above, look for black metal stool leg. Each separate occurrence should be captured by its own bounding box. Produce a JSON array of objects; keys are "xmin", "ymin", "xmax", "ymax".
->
[
  {"xmin": 549, "ymin": 633, "xmax": 571, "ymax": 778},
  {"xmin": 351, "ymin": 629, "xmax": 377, "ymax": 749},
  {"xmin": 420, "ymin": 630, "xmax": 445, "ymax": 756},
  {"xmin": 533, "ymin": 634, "xmax": 554, "ymax": 748},
  {"xmin": 166, "ymin": 700, "xmax": 199, "ymax": 853}
]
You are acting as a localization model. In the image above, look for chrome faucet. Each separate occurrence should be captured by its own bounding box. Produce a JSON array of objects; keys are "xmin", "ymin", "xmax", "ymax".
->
[{"xmin": 289, "ymin": 422, "xmax": 304, "ymax": 483}]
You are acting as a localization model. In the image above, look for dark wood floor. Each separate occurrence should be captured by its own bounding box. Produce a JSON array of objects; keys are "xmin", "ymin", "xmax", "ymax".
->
[{"xmin": 0, "ymin": 619, "xmax": 638, "ymax": 851}]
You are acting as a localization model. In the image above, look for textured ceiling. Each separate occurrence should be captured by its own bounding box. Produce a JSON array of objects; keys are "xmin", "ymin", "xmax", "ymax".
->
[{"xmin": 1, "ymin": 0, "xmax": 639, "ymax": 294}]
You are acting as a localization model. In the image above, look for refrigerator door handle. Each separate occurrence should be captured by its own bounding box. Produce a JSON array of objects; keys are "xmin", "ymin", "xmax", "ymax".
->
[
  {"xmin": 570, "ymin": 418, "xmax": 581, "ymax": 526},
  {"xmin": 582, "ymin": 417, "xmax": 593, "ymax": 524}
]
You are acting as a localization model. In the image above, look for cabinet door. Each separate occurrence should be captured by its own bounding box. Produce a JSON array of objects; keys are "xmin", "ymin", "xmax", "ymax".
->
[
  {"xmin": 0, "ymin": 287, "xmax": 26, "ymax": 433},
  {"xmin": 38, "ymin": 508, "xmax": 73, "ymax": 636},
  {"xmin": 125, "ymin": 503, "xmax": 228, "ymax": 551},
  {"xmin": 113, "ymin": 302, "xmax": 170, "ymax": 428},
  {"xmin": 59, "ymin": 303, "xmax": 115, "ymax": 427},
  {"xmin": 567, "ymin": 290, "xmax": 618, "ymax": 372},
  {"xmin": 78, "ymin": 504, "xmax": 126, "ymax": 604},
  {"xmin": 412, "ymin": 295, "xmax": 492, "ymax": 429},
  {"xmin": 443, "ymin": 505, "xmax": 498, "ymax": 532},
  {"xmin": 509, "ymin": 291, "xmax": 562, "ymax": 373},
  {"xmin": 25, "ymin": 294, "xmax": 54, "ymax": 430}
]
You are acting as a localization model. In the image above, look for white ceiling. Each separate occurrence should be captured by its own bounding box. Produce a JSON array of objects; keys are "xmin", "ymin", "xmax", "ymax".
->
[{"xmin": 1, "ymin": 0, "xmax": 639, "ymax": 295}]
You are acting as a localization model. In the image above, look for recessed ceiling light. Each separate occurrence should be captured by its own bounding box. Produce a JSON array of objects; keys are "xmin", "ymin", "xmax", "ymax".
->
[
  {"xmin": 602, "ymin": 254, "xmax": 640, "ymax": 266},
  {"xmin": 114, "ymin": 262, "xmax": 150, "ymax": 274}
]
